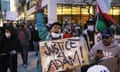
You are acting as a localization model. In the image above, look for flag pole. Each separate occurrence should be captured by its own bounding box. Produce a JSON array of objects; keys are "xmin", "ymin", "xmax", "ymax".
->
[{"xmin": 95, "ymin": 5, "xmax": 99, "ymax": 31}]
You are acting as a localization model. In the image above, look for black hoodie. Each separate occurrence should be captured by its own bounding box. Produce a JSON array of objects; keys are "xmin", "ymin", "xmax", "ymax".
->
[{"xmin": 0, "ymin": 26, "xmax": 22, "ymax": 54}]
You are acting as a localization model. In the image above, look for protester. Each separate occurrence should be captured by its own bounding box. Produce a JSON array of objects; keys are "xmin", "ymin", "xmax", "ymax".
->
[
  {"xmin": 89, "ymin": 28, "xmax": 120, "ymax": 72},
  {"xmin": 87, "ymin": 65, "xmax": 110, "ymax": 72},
  {"xmin": 31, "ymin": 24, "xmax": 40, "ymax": 56},
  {"xmin": 0, "ymin": 25, "xmax": 22, "ymax": 72},
  {"xmin": 94, "ymin": 29, "xmax": 102, "ymax": 44},
  {"xmin": 0, "ymin": 27, "xmax": 4, "ymax": 41},
  {"xmin": 63, "ymin": 30, "xmax": 72, "ymax": 38},
  {"xmin": 63, "ymin": 24, "xmax": 72, "ymax": 38},
  {"xmin": 36, "ymin": 21, "xmax": 63, "ymax": 72},
  {"xmin": 18, "ymin": 23, "xmax": 31, "ymax": 68},
  {"xmin": 89, "ymin": 28, "xmax": 120, "ymax": 61},
  {"xmin": 36, "ymin": 0, "xmax": 63, "ymax": 71},
  {"xmin": 72, "ymin": 23, "xmax": 81, "ymax": 37},
  {"xmin": 83, "ymin": 18, "xmax": 95, "ymax": 49}
]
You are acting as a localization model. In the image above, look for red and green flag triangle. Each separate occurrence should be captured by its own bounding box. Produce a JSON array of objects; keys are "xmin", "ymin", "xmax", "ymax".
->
[{"xmin": 96, "ymin": 5, "xmax": 120, "ymax": 32}]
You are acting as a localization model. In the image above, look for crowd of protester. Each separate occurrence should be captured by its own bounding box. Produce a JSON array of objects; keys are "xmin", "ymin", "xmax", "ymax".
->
[
  {"xmin": 0, "ymin": 16, "xmax": 120, "ymax": 72},
  {"xmin": 36, "ymin": 1, "xmax": 119, "ymax": 72},
  {"xmin": 0, "ymin": 21, "xmax": 41, "ymax": 72},
  {"xmin": 36, "ymin": 7, "xmax": 120, "ymax": 71}
]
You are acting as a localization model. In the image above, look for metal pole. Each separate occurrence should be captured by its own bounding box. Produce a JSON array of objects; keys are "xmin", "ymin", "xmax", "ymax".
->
[{"xmin": 24, "ymin": 4, "xmax": 27, "ymax": 23}]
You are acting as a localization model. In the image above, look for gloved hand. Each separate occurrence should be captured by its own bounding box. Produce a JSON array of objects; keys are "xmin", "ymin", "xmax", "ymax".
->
[{"xmin": 10, "ymin": 50, "xmax": 16, "ymax": 54}]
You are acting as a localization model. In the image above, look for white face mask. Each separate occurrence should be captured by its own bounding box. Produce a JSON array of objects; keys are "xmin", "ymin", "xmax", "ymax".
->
[
  {"xmin": 51, "ymin": 32, "xmax": 61, "ymax": 39},
  {"xmin": 35, "ymin": 27, "xmax": 38, "ymax": 30},
  {"xmin": 87, "ymin": 25, "xmax": 94, "ymax": 31},
  {"xmin": 5, "ymin": 33, "xmax": 11, "ymax": 38}
]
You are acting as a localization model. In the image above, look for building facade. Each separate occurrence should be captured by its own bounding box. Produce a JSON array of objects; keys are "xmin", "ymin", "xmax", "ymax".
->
[
  {"xmin": 0, "ymin": 0, "xmax": 10, "ymax": 19},
  {"xmin": 0, "ymin": 0, "xmax": 17, "ymax": 24},
  {"xmin": 26, "ymin": 0, "xmax": 120, "ymax": 25}
]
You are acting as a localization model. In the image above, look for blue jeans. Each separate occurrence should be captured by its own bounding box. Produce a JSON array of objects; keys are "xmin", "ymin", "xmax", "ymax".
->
[
  {"xmin": 33, "ymin": 41, "xmax": 39, "ymax": 56},
  {"xmin": 21, "ymin": 45, "xmax": 29, "ymax": 65}
]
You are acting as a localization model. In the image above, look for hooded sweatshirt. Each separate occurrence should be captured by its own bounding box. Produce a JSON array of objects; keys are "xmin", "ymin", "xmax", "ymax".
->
[{"xmin": 89, "ymin": 40, "xmax": 120, "ymax": 60}]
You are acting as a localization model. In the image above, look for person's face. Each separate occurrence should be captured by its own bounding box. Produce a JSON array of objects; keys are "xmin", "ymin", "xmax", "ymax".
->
[
  {"xmin": 102, "ymin": 36, "xmax": 113, "ymax": 46},
  {"xmin": 50, "ymin": 25, "xmax": 61, "ymax": 33},
  {"xmin": 5, "ymin": 29, "xmax": 11, "ymax": 38}
]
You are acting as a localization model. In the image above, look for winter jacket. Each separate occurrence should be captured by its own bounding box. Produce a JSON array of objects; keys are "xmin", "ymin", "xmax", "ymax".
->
[
  {"xmin": 0, "ymin": 35, "xmax": 22, "ymax": 54},
  {"xmin": 36, "ymin": 12, "xmax": 46, "ymax": 72},
  {"xmin": 37, "ymin": 13, "xmax": 49, "ymax": 41},
  {"xmin": 18, "ymin": 28, "xmax": 31, "ymax": 46}
]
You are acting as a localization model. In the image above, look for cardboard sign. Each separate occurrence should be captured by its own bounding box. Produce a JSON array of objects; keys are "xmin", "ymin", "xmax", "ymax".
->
[
  {"xmin": 39, "ymin": 37, "xmax": 89, "ymax": 72},
  {"xmin": 6, "ymin": 11, "xmax": 18, "ymax": 21}
]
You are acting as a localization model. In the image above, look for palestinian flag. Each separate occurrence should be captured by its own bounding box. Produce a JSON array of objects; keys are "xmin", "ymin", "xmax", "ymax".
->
[{"xmin": 96, "ymin": 5, "xmax": 120, "ymax": 32}]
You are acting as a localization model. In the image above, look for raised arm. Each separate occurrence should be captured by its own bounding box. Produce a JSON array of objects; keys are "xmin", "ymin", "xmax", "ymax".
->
[
  {"xmin": 36, "ymin": 12, "xmax": 48, "ymax": 41},
  {"xmin": 36, "ymin": 0, "xmax": 48, "ymax": 41}
]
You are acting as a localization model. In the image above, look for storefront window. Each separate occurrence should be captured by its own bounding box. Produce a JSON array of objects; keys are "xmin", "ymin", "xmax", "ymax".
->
[
  {"xmin": 108, "ymin": 6, "xmax": 120, "ymax": 24},
  {"xmin": 57, "ymin": 5, "xmax": 94, "ymax": 24},
  {"xmin": 43, "ymin": 4, "xmax": 120, "ymax": 24}
]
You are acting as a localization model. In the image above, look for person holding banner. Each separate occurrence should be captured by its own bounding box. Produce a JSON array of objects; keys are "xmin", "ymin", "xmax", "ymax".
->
[
  {"xmin": 36, "ymin": 0, "xmax": 63, "ymax": 72},
  {"xmin": 37, "ymin": 14, "xmax": 63, "ymax": 72}
]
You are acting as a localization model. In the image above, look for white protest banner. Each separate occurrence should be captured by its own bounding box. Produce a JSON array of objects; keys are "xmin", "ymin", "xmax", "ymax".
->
[
  {"xmin": 39, "ymin": 37, "xmax": 89, "ymax": 72},
  {"xmin": 6, "ymin": 11, "xmax": 18, "ymax": 21}
]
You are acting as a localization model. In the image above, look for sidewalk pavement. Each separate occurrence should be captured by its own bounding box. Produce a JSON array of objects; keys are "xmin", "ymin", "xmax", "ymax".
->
[{"xmin": 17, "ymin": 52, "xmax": 38, "ymax": 72}]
